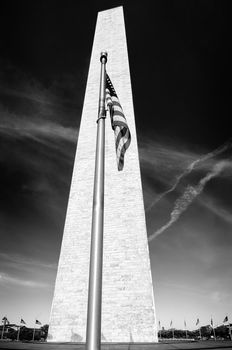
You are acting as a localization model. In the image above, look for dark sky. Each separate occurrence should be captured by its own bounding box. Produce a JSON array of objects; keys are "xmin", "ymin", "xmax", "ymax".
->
[
  {"xmin": 0, "ymin": 0, "xmax": 230, "ymax": 146},
  {"xmin": 0, "ymin": 0, "xmax": 231, "ymax": 329}
]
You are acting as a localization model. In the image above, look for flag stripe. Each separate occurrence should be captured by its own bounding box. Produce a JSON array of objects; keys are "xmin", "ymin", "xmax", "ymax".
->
[
  {"xmin": 113, "ymin": 111, "xmax": 126, "ymax": 120},
  {"xmin": 110, "ymin": 100, "xmax": 122, "ymax": 108},
  {"xmin": 105, "ymin": 73, "xmax": 131, "ymax": 171},
  {"xmin": 115, "ymin": 128, "xmax": 130, "ymax": 150},
  {"xmin": 114, "ymin": 120, "xmax": 129, "ymax": 130},
  {"xmin": 115, "ymin": 129, "xmax": 130, "ymax": 153}
]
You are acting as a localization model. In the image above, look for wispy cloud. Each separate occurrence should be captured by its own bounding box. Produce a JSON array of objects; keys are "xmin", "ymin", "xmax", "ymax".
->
[
  {"xmin": 0, "ymin": 272, "xmax": 49, "ymax": 288},
  {"xmin": 0, "ymin": 85, "xmax": 55, "ymax": 106},
  {"xmin": 0, "ymin": 252, "xmax": 57, "ymax": 271},
  {"xmin": 146, "ymin": 138, "xmax": 232, "ymax": 212},
  {"xmin": 158, "ymin": 281, "xmax": 211, "ymax": 299},
  {"xmin": 149, "ymin": 160, "xmax": 232, "ymax": 241},
  {"xmin": 158, "ymin": 281, "xmax": 231, "ymax": 303},
  {"xmin": 0, "ymin": 61, "xmax": 81, "ymax": 113},
  {"xmin": 139, "ymin": 140, "xmax": 198, "ymax": 208},
  {"xmin": 210, "ymin": 291, "xmax": 226, "ymax": 303},
  {"xmin": 0, "ymin": 108, "xmax": 78, "ymax": 143},
  {"xmin": 197, "ymin": 195, "xmax": 232, "ymax": 225},
  {"xmin": 0, "ymin": 62, "xmax": 80, "ymax": 146}
]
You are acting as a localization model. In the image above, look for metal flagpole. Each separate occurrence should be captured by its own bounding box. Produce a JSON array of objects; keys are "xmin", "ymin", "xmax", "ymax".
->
[
  {"xmin": 211, "ymin": 317, "xmax": 216, "ymax": 341},
  {"xmin": 1, "ymin": 319, "xmax": 5, "ymax": 340},
  {"xmin": 86, "ymin": 51, "xmax": 107, "ymax": 350},
  {"xmin": 229, "ymin": 324, "xmax": 232, "ymax": 341},
  {"xmin": 32, "ymin": 321, "xmax": 36, "ymax": 342},
  {"xmin": 158, "ymin": 321, "xmax": 161, "ymax": 341},
  {"xmin": 213, "ymin": 326, "xmax": 216, "ymax": 341},
  {"xmin": 17, "ymin": 318, "xmax": 22, "ymax": 341},
  {"xmin": 17, "ymin": 326, "xmax": 20, "ymax": 341}
]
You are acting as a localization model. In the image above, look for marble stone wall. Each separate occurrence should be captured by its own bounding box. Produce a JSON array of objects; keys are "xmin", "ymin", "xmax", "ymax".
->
[{"xmin": 48, "ymin": 6, "xmax": 157, "ymax": 343}]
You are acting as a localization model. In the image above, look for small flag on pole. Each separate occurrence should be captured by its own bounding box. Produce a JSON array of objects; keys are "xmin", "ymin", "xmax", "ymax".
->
[
  {"xmin": 170, "ymin": 320, "xmax": 173, "ymax": 327},
  {"xmin": 2, "ymin": 317, "xmax": 9, "ymax": 325},
  {"xmin": 184, "ymin": 320, "xmax": 187, "ymax": 327},
  {"xmin": 211, "ymin": 318, "xmax": 213, "ymax": 327},
  {"xmin": 106, "ymin": 73, "xmax": 131, "ymax": 171},
  {"xmin": 20, "ymin": 319, "xmax": 26, "ymax": 325},
  {"xmin": 196, "ymin": 318, "xmax": 200, "ymax": 326},
  {"xmin": 223, "ymin": 316, "xmax": 228, "ymax": 323},
  {"xmin": 35, "ymin": 320, "xmax": 41, "ymax": 325}
]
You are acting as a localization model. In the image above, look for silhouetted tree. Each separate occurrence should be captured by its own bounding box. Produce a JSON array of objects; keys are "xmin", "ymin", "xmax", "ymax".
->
[
  {"xmin": 215, "ymin": 325, "xmax": 230, "ymax": 339},
  {"xmin": 40, "ymin": 324, "xmax": 49, "ymax": 341},
  {"xmin": 200, "ymin": 325, "xmax": 212, "ymax": 339}
]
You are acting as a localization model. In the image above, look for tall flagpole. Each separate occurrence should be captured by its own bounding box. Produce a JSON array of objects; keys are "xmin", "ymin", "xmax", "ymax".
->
[
  {"xmin": 86, "ymin": 51, "xmax": 107, "ymax": 350},
  {"xmin": 32, "ymin": 320, "xmax": 36, "ymax": 341},
  {"xmin": 184, "ymin": 320, "xmax": 187, "ymax": 339},
  {"xmin": 17, "ymin": 318, "xmax": 21, "ymax": 341},
  {"xmin": 1, "ymin": 319, "xmax": 5, "ymax": 340},
  {"xmin": 211, "ymin": 317, "xmax": 216, "ymax": 341},
  {"xmin": 17, "ymin": 325, "xmax": 20, "ymax": 341},
  {"xmin": 212, "ymin": 326, "xmax": 216, "ymax": 341},
  {"xmin": 158, "ymin": 321, "xmax": 161, "ymax": 341}
]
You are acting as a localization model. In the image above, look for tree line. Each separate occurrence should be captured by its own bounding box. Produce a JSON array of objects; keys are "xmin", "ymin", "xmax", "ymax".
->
[
  {"xmin": 159, "ymin": 325, "xmax": 231, "ymax": 340},
  {"xmin": 1, "ymin": 324, "xmax": 231, "ymax": 342},
  {"xmin": 0, "ymin": 324, "xmax": 49, "ymax": 341}
]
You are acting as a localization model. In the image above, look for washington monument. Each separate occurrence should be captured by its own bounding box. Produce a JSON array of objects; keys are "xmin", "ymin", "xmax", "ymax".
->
[{"xmin": 49, "ymin": 6, "xmax": 157, "ymax": 343}]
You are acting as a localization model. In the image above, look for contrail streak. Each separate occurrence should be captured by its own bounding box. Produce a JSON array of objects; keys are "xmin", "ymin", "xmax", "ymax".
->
[
  {"xmin": 148, "ymin": 160, "xmax": 230, "ymax": 241},
  {"xmin": 146, "ymin": 139, "xmax": 232, "ymax": 212}
]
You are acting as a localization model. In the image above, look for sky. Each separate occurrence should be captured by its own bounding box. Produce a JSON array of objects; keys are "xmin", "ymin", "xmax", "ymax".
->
[{"xmin": 0, "ymin": 0, "xmax": 231, "ymax": 331}]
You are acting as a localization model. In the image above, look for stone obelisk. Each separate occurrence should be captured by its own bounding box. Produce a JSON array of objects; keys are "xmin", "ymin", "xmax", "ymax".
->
[{"xmin": 48, "ymin": 6, "xmax": 157, "ymax": 343}]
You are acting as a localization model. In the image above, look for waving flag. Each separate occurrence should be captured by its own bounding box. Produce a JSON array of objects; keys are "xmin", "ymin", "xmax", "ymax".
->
[
  {"xmin": 35, "ymin": 319, "xmax": 41, "ymax": 325},
  {"xmin": 2, "ymin": 316, "xmax": 9, "ymax": 325},
  {"xmin": 20, "ymin": 319, "xmax": 26, "ymax": 324},
  {"xmin": 223, "ymin": 316, "xmax": 228, "ymax": 323},
  {"xmin": 106, "ymin": 73, "xmax": 131, "ymax": 171},
  {"xmin": 196, "ymin": 318, "xmax": 200, "ymax": 326}
]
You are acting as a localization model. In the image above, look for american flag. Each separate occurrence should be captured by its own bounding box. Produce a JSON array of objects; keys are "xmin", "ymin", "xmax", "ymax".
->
[
  {"xmin": 20, "ymin": 318, "xmax": 26, "ymax": 325},
  {"xmin": 2, "ymin": 316, "xmax": 9, "ymax": 325},
  {"xmin": 105, "ymin": 73, "xmax": 131, "ymax": 171},
  {"xmin": 35, "ymin": 319, "xmax": 41, "ymax": 325},
  {"xmin": 196, "ymin": 318, "xmax": 200, "ymax": 326}
]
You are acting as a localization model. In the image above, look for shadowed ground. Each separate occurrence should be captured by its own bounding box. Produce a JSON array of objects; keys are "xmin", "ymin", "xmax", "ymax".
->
[{"xmin": 0, "ymin": 341, "xmax": 232, "ymax": 350}]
